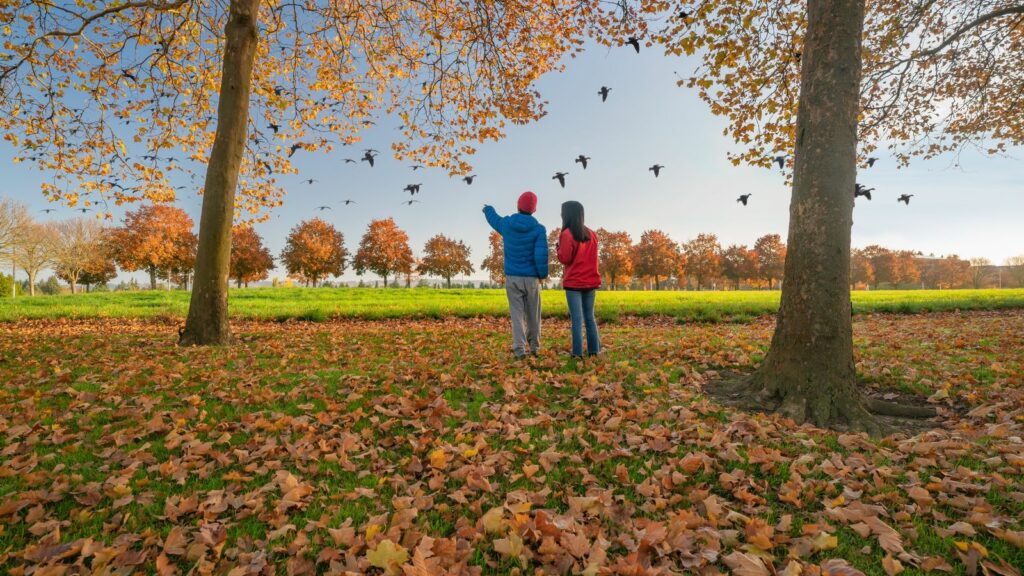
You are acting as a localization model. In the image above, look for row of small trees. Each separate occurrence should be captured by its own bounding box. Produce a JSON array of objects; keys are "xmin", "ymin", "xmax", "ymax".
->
[
  {"xmin": 4, "ymin": 197, "xmax": 1020, "ymax": 293},
  {"xmin": 479, "ymin": 230, "xmax": 788, "ymax": 291}
]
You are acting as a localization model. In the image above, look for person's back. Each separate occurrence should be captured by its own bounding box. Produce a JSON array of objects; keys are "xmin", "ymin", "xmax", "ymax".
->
[
  {"xmin": 489, "ymin": 212, "xmax": 548, "ymax": 278},
  {"xmin": 483, "ymin": 192, "xmax": 548, "ymax": 358}
]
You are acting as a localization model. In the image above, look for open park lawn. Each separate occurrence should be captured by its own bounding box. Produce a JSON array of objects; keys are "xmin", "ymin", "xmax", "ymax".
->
[{"xmin": 1, "ymin": 310, "xmax": 1022, "ymax": 575}]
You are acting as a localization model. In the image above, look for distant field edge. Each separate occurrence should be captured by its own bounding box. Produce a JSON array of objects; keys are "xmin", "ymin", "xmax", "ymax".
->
[{"xmin": 2, "ymin": 288, "xmax": 1023, "ymax": 324}]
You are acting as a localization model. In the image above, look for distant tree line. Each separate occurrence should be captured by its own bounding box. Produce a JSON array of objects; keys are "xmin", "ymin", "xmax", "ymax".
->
[{"xmin": 1, "ymin": 198, "xmax": 1021, "ymax": 295}]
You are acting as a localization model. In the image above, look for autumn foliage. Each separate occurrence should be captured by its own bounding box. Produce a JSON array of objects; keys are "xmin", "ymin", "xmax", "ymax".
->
[
  {"xmin": 109, "ymin": 205, "xmax": 197, "ymax": 290},
  {"xmin": 279, "ymin": 219, "xmax": 347, "ymax": 286},
  {"xmin": 481, "ymin": 231, "xmax": 505, "ymax": 285},
  {"xmin": 418, "ymin": 234, "xmax": 473, "ymax": 288},
  {"xmin": 353, "ymin": 218, "xmax": 414, "ymax": 287},
  {"xmin": 632, "ymin": 230, "xmax": 679, "ymax": 290},
  {"xmin": 596, "ymin": 229, "xmax": 634, "ymax": 290},
  {"xmin": 230, "ymin": 226, "xmax": 275, "ymax": 288}
]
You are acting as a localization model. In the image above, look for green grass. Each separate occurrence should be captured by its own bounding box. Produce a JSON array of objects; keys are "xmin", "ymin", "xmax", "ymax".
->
[{"xmin": 2, "ymin": 287, "xmax": 1023, "ymax": 322}]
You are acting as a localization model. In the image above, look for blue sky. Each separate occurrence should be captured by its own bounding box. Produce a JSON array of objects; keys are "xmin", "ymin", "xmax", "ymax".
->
[{"xmin": 2, "ymin": 43, "xmax": 1022, "ymax": 284}]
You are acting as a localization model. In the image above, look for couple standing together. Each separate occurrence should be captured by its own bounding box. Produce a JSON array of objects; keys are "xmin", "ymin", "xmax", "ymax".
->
[{"xmin": 483, "ymin": 191, "xmax": 601, "ymax": 359}]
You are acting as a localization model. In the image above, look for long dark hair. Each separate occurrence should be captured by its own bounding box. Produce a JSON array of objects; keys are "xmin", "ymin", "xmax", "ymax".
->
[{"xmin": 561, "ymin": 201, "xmax": 590, "ymax": 243}]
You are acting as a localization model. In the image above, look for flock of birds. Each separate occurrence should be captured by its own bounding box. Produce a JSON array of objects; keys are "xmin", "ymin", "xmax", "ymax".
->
[
  {"xmin": 303, "ymin": 35, "xmax": 921, "ymax": 216},
  {"xmin": 28, "ymin": 26, "xmax": 921, "ymax": 218}
]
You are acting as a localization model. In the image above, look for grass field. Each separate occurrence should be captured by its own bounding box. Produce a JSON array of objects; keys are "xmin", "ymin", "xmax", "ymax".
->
[
  {"xmin": 3, "ymin": 287, "xmax": 1024, "ymax": 323},
  {"xmin": 1, "ymin": 311, "xmax": 1022, "ymax": 574}
]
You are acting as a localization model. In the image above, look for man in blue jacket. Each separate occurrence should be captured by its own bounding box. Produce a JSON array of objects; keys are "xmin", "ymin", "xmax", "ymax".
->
[{"xmin": 483, "ymin": 191, "xmax": 549, "ymax": 358}]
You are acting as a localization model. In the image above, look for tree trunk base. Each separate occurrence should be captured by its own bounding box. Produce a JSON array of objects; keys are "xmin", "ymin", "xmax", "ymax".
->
[{"xmin": 707, "ymin": 371, "xmax": 937, "ymax": 437}]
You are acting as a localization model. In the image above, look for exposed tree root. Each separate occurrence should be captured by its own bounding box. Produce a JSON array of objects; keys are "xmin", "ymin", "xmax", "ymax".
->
[{"xmin": 704, "ymin": 372, "xmax": 938, "ymax": 437}]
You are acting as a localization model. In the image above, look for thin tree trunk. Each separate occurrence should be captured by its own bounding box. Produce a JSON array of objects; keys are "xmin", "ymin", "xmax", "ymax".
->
[
  {"xmin": 180, "ymin": 0, "xmax": 260, "ymax": 346},
  {"xmin": 27, "ymin": 271, "xmax": 36, "ymax": 296},
  {"xmin": 749, "ymin": 0, "xmax": 878, "ymax": 433},
  {"xmin": 148, "ymin": 267, "xmax": 157, "ymax": 290}
]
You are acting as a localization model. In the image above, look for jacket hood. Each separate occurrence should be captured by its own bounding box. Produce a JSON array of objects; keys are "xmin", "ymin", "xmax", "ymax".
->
[{"xmin": 506, "ymin": 213, "xmax": 540, "ymax": 233}]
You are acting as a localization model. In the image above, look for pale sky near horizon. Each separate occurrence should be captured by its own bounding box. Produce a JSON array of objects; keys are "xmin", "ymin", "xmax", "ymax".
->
[{"xmin": 2, "ymin": 41, "xmax": 1022, "ymax": 284}]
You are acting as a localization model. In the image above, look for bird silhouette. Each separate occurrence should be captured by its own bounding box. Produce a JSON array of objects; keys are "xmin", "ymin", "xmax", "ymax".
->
[
  {"xmin": 268, "ymin": 123, "xmax": 280, "ymax": 134},
  {"xmin": 273, "ymin": 85, "xmax": 285, "ymax": 96},
  {"xmin": 40, "ymin": 208, "xmax": 56, "ymax": 214},
  {"xmin": 343, "ymin": 158, "xmax": 357, "ymax": 164},
  {"xmin": 402, "ymin": 200, "xmax": 420, "ymax": 206},
  {"xmin": 76, "ymin": 208, "xmax": 91, "ymax": 213},
  {"xmin": 898, "ymin": 194, "xmax": 914, "ymax": 205},
  {"xmin": 121, "ymin": 70, "xmax": 137, "ymax": 82},
  {"xmin": 553, "ymin": 172, "xmax": 568, "ymax": 188},
  {"xmin": 574, "ymin": 155, "xmax": 590, "ymax": 169},
  {"xmin": 737, "ymin": 194, "xmax": 752, "ymax": 206},
  {"xmin": 404, "ymin": 183, "xmax": 422, "ymax": 195},
  {"xmin": 625, "ymin": 37, "xmax": 640, "ymax": 53},
  {"xmin": 649, "ymin": 164, "xmax": 664, "ymax": 177},
  {"xmin": 598, "ymin": 86, "xmax": 611, "ymax": 102},
  {"xmin": 773, "ymin": 155, "xmax": 789, "ymax": 169},
  {"xmin": 410, "ymin": 164, "xmax": 425, "ymax": 171},
  {"xmin": 304, "ymin": 179, "xmax": 317, "ymax": 185},
  {"xmin": 866, "ymin": 157, "xmax": 878, "ymax": 167},
  {"xmin": 316, "ymin": 205, "xmax": 332, "ymax": 211},
  {"xmin": 462, "ymin": 174, "xmax": 477, "ymax": 185},
  {"xmin": 341, "ymin": 199, "xmax": 357, "ymax": 205},
  {"xmin": 361, "ymin": 149, "xmax": 378, "ymax": 167},
  {"xmin": 854, "ymin": 183, "xmax": 873, "ymax": 201},
  {"xmin": 677, "ymin": 10, "xmax": 690, "ymax": 19},
  {"xmin": 288, "ymin": 143, "xmax": 305, "ymax": 158}
]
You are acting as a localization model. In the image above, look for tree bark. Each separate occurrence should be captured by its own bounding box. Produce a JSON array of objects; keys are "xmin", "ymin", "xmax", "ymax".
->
[
  {"xmin": 180, "ymin": 0, "xmax": 260, "ymax": 346},
  {"xmin": 148, "ymin": 266, "xmax": 157, "ymax": 290},
  {"xmin": 27, "ymin": 271, "xmax": 36, "ymax": 296},
  {"xmin": 749, "ymin": 0, "xmax": 879, "ymax": 433}
]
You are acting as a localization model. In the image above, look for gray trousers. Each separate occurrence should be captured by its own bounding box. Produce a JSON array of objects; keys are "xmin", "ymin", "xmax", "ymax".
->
[{"xmin": 505, "ymin": 275, "xmax": 541, "ymax": 356}]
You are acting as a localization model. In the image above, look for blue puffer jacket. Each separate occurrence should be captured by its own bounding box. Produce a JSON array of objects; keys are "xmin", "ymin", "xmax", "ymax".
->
[{"xmin": 483, "ymin": 206, "xmax": 549, "ymax": 279}]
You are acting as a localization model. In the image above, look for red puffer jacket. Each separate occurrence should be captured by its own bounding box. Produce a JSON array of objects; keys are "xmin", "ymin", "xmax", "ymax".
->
[{"xmin": 557, "ymin": 228, "xmax": 601, "ymax": 290}]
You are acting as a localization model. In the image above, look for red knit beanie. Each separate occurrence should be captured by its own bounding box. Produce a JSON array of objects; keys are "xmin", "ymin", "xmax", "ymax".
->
[{"xmin": 517, "ymin": 191, "xmax": 538, "ymax": 214}]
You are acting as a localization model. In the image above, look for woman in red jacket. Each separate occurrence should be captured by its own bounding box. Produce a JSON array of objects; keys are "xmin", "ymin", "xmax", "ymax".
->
[{"xmin": 556, "ymin": 201, "xmax": 601, "ymax": 357}]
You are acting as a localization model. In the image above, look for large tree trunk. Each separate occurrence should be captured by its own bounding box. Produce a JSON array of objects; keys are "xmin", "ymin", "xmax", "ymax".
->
[
  {"xmin": 180, "ymin": 0, "xmax": 260, "ymax": 346},
  {"xmin": 149, "ymin": 266, "xmax": 157, "ymax": 290},
  {"xmin": 749, "ymin": 0, "xmax": 878, "ymax": 433}
]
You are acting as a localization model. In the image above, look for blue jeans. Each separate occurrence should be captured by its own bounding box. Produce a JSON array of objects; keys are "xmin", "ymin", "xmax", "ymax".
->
[{"xmin": 565, "ymin": 289, "xmax": 600, "ymax": 357}]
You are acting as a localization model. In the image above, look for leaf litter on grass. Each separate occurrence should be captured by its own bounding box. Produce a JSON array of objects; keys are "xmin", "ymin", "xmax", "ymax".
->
[{"xmin": 0, "ymin": 311, "xmax": 1022, "ymax": 575}]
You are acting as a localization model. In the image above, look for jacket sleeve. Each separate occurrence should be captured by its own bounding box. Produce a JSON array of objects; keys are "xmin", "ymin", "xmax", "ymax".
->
[
  {"xmin": 556, "ymin": 229, "xmax": 575, "ymax": 266},
  {"xmin": 483, "ymin": 206, "xmax": 503, "ymax": 234},
  {"xmin": 534, "ymin": 226, "xmax": 549, "ymax": 279}
]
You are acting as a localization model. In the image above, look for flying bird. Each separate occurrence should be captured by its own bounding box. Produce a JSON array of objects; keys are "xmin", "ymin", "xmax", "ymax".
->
[
  {"xmin": 40, "ymin": 208, "xmax": 57, "ymax": 214},
  {"xmin": 410, "ymin": 164, "xmax": 425, "ymax": 171},
  {"xmin": 866, "ymin": 157, "xmax": 879, "ymax": 167},
  {"xmin": 268, "ymin": 123, "xmax": 280, "ymax": 134},
  {"xmin": 273, "ymin": 85, "xmax": 286, "ymax": 96},
  {"xmin": 404, "ymin": 183, "xmax": 422, "ymax": 195},
  {"xmin": 648, "ymin": 164, "xmax": 664, "ymax": 177},
  {"xmin": 574, "ymin": 155, "xmax": 590, "ymax": 169},
  {"xmin": 316, "ymin": 205, "xmax": 332, "ymax": 211},
  {"xmin": 304, "ymin": 179, "xmax": 317, "ymax": 185},
  {"xmin": 361, "ymin": 149, "xmax": 378, "ymax": 166},
  {"xmin": 402, "ymin": 200, "xmax": 420, "ymax": 206},
  {"xmin": 773, "ymin": 155, "xmax": 789, "ymax": 169},
  {"xmin": 898, "ymin": 194, "xmax": 914, "ymax": 205},
  {"xmin": 343, "ymin": 158, "xmax": 357, "ymax": 164},
  {"xmin": 288, "ymin": 143, "xmax": 305, "ymax": 158},
  {"xmin": 677, "ymin": 10, "xmax": 691, "ymax": 20},
  {"xmin": 341, "ymin": 199, "xmax": 357, "ymax": 205},
  {"xmin": 76, "ymin": 208, "xmax": 91, "ymax": 213},
  {"xmin": 625, "ymin": 37, "xmax": 641, "ymax": 53},
  {"xmin": 121, "ymin": 70, "xmax": 137, "ymax": 82},
  {"xmin": 854, "ymin": 184, "xmax": 873, "ymax": 201},
  {"xmin": 552, "ymin": 172, "xmax": 568, "ymax": 188},
  {"xmin": 598, "ymin": 86, "xmax": 611, "ymax": 102},
  {"xmin": 737, "ymin": 194, "xmax": 752, "ymax": 206},
  {"xmin": 462, "ymin": 174, "xmax": 477, "ymax": 185}
]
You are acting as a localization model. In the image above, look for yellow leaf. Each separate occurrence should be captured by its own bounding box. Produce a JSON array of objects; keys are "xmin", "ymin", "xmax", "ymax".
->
[
  {"xmin": 366, "ymin": 539, "xmax": 409, "ymax": 576},
  {"xmin": 429, "ymin": 448, "xmax": 448, "ymax": 469}
]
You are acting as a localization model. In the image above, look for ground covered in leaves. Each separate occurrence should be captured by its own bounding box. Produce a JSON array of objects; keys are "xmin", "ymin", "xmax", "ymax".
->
[{"xmin": 1, "ymin": 311, "xmax": 1022, "ymax": 575}]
